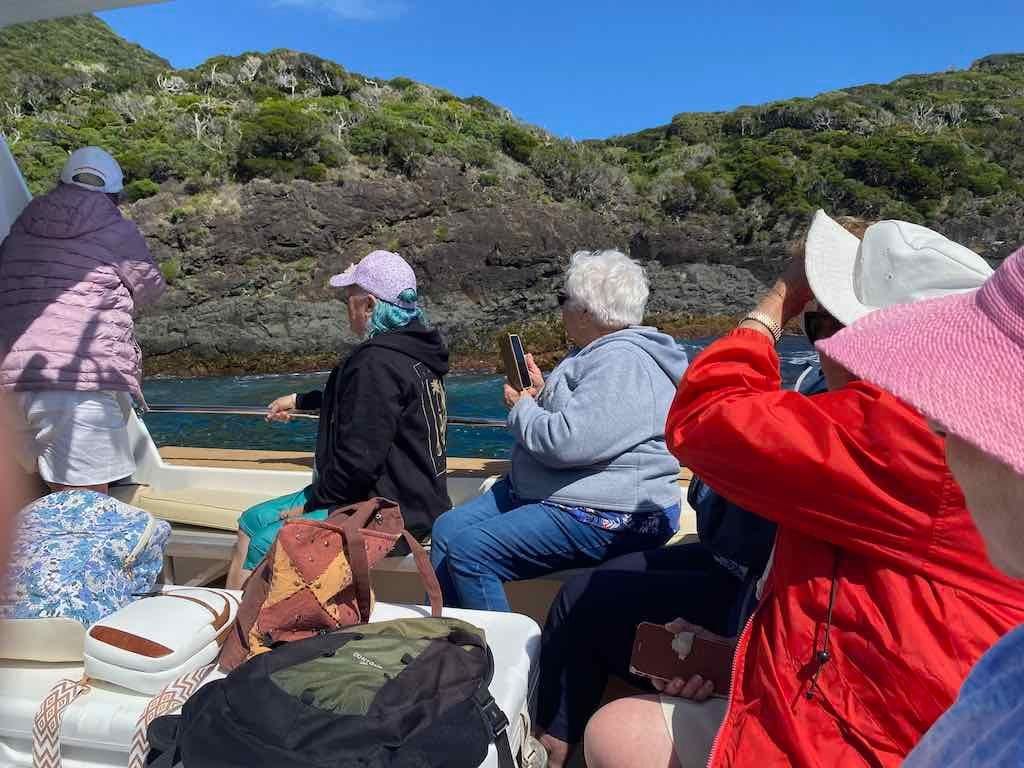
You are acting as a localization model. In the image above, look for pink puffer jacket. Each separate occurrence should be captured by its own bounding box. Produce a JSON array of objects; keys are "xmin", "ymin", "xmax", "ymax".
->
[{"xmin": 0, "ymin": 183, "xmax": 166, "ymax": 396}]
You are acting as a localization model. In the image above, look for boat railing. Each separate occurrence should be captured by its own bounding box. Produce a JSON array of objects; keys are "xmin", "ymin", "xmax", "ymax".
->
[{"xmin": 144, "ymin": 403, "xmax": 507, "ymax": 428}]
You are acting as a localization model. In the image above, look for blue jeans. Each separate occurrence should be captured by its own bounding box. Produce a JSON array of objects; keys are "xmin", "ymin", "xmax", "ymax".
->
[{"xmin": 430, "ymin": 479, "xmax": 675, "ymax": 611}]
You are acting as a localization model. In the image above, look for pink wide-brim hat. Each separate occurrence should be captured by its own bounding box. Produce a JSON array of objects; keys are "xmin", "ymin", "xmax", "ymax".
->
[{"xmin": 817, "ymin": 245, "xmax": 1024, "ymax": 475}]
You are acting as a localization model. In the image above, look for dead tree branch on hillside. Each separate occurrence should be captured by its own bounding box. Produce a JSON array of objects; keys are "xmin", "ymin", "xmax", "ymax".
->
[
  {"xmin": 304, "ymin": 65, "xmax": 340, "ymax": 95},
  {"xmin": 941, "ymin": 102, "xmax": 966, "ymax": 128},
  {"xmin": 982, "ymin": 104, "xmax": 1005, "ymax": 121},
  {"xmin": 205, "ymin": 64, "xmax": 235, "ymax": 90},
  {"xmin": 110, "ymin": 92, "xmax": 155, "ymax": 123},
  {"xmin": 238, "ymin": 56, "xmax": 263, "ymax": 84},
  {"xmin": 811, "ymin": 108, "xmax": 835, "ymax": 131},
  {"xmin": 275, "ymin": 69, "xmax": 298, "ymax": 96},
  {"xmin": 3, "ymin": 101, "xmax": 23, "ymax": 121},
  {"xmin": 909, "ymin": 102, "xmax": 943, "ymax": 133},
  {"xmin": 329, "ymin": 110, "xmax": 352, "ymax": 141},
  {"xmin": 157, "ymin": 73, "xmax": 189, "ymax": 94}
]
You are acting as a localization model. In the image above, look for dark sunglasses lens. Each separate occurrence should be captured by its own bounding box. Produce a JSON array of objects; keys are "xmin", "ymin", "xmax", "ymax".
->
[{"xmin": 557, "ymin": 292, "xmax": 568, "ymax": 307}]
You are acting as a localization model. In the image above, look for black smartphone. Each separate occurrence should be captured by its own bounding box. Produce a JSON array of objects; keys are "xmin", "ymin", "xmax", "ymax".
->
[{"xmin": 501, "ymin": 333, "xmax": 531, "ymax": 391}]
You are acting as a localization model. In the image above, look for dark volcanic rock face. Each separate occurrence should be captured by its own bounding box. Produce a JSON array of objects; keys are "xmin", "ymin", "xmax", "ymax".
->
[{"xmin": 133, "ymin": 161, "xmax": 769, "ymax": 371}]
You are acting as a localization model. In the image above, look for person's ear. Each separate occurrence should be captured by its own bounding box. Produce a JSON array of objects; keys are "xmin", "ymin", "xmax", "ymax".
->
[{"xmin": 364, "ymin": 294, "xmax": 377, "ymax": 317}]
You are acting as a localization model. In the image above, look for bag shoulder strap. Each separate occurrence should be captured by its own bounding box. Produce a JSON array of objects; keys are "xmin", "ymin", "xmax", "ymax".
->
[
  {"xmin": 497, "ymin": 731, "xmax": 516, "ymax": 768},
  {"xmin": 330, "ymin": 497, "xmax": 403, "ymax": 534},
  {"xmin": 127, "ymin": 663, "xmax": 216, "ymax": 768},
  {"xmin": 343, "ymin": 526, "xmax": 373, "ymax": 620},
  {"xmin": 401, "ymin": 531, "xmax": 442, "ymax": 617},
  {"xmin": 32, "ymin": 677, "xmax": 91, "ymax": 768},
  {"xmin": 473, "ymin": 687, "xmax": 516, "ymax": 768},
  {"xmin": 157, "ymin": 589, "xmax": 239, "ymax": 637}
]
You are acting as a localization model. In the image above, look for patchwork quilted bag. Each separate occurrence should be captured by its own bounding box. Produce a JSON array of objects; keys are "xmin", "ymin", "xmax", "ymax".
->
[
  {"xmin": 218, "ymin": 496, "xmax": 442, "ymax": 671},
  {"xmin": 0, "ymin": 490, "xmax": 170, "ymax": 630}
]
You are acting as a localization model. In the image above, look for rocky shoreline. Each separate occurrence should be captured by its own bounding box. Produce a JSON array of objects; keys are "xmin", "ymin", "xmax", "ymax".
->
[{"xmin": 141, "ymin": 312, "xmax": 745, "ymax": 378}]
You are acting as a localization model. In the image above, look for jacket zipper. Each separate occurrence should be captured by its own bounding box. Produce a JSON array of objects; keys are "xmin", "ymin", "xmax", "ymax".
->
[
  {"xmin": 706, "ymin": 581, "xmax": 769, "ymax": 768},
  {"xmin": 123, "ymin": 513, "xmax": 157, "ymax": 572},
  {"xmin": 707, "ymin": 552, "xmax": 841, "ymax": 767}
]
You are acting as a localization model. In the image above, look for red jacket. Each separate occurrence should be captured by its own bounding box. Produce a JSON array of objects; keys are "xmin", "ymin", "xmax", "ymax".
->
[{"xmin": 667, "ymin": 329, "xmax": 1024, "ymax": 767}]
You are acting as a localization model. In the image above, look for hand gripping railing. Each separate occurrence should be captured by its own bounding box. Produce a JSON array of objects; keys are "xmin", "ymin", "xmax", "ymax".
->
[{"xmin": 144, "ymin": 403, "xmax": 507, "ymax": 428}]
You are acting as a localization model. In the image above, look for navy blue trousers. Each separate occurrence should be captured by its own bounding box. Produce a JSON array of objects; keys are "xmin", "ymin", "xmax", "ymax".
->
[{"xmin": 535, "ymin": 543, "xmax": 744, "ymax": 744}]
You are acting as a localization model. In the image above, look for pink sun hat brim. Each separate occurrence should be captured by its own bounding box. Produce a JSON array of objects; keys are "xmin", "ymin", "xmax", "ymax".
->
[{"xmin": 817, "ymin": 248, "xmax": 1024, "ymax": 475}]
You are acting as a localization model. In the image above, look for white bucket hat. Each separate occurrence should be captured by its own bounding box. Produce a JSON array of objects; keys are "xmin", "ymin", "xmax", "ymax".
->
[
  {"xmin": 60, "ymin": 146, "xmax": 124, "ymax": 194},
  {"xmin": 804, "ymin": 209, "xmax": 993, "ymax": 326}
]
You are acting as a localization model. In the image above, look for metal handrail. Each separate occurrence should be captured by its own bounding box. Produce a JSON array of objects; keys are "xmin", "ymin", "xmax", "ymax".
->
[{"xmin": 145, "ymin": 403, "xmax": 507, "ymax": 428}]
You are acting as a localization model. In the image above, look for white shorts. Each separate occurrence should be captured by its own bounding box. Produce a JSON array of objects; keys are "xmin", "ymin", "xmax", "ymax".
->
[
  {"xmin": 660, "ymin": 695, "xmax": 728, "ymax": 768},
  {"xmin": 14, "ymin": 391, "xmax": 136, "ymax": 487}
]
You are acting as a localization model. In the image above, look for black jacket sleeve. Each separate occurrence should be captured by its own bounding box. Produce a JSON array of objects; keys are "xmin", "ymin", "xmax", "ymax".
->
[
  {"xmin": 314, "ymin": 351, "xmax": 407, "ymax": 504},
  {"xmin": 295, "ymin": 390, "xmax": 323, "ymax": 411}
]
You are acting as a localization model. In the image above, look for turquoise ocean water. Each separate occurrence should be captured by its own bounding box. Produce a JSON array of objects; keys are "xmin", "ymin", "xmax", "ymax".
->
[{"xmin": 141, "ymin": 336, "xmax": 817, "ymax": 459}]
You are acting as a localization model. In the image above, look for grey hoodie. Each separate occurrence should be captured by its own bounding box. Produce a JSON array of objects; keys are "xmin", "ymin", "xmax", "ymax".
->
[{"xmin": 508, "ymin": 326, "xmax": 688, "ymax": 513}]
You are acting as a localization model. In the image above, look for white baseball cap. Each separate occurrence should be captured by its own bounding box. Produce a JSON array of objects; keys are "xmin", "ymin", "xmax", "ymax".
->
[
  {"xmin": 804, "ymin": 209, "xmax": 993, "ymax": 326},
  {"xmin": 60, "ymin": 146, "xmax": 124, "ymax": 194}
]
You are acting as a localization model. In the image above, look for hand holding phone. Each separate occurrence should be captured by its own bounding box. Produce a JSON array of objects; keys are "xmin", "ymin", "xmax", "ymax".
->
[{"xmin": 629, "ymin": 620, "xmax": 735, "ymax": 699}]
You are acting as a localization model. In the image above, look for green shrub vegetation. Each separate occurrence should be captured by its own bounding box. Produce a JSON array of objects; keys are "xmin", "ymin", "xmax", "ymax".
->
[
  {"xmin": 159, "ymin": 256, "xmax": 181, "ymax": 283},
  {"xmin": 2, "ymin": 16, "xmax": 1023, "ymax": 225},
  {"xmin": 500, "ymin": 124, "xmax": 539, "ymax": 164},
  {"xmin": 122, "ymin": 178, "xmax": 159, "ymax": 201}
]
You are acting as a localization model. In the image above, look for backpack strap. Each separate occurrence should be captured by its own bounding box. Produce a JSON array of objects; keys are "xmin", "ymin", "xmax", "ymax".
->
[
  {"xmin": 473, "ymin": 688, "xmax": 516, "ymax": 768},
  {"xmin": 32, "ymin": 676, "xmax": 91, "ymax": 768},
  {"xmin": 496, "ymin": 730, "xmax": 516, "ymax": 768},
  {"xmin": 126, "ymin": 662, "xmax": 216, "ymax": 768}
]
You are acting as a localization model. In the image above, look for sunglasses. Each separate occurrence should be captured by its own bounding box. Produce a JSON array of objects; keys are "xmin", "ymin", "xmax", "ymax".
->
[
  {"xmin": 803, "ymin": 310, "xmax": 842, "ymax": 345},
  {"xmin": 557, "ymin": 291, "xmax": 569, "ymax": 307}
]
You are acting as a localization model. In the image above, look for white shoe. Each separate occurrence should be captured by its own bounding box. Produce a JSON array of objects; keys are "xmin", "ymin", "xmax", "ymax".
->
[{"xmin": 521, "ymin": 735, "xmax": 549, "ymax": 768}]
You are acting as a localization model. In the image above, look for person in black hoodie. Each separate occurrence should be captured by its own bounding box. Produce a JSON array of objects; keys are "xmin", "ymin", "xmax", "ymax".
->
[{"xmin": 226, "ymin": 250, "xmax": 451, "ymax": 588}]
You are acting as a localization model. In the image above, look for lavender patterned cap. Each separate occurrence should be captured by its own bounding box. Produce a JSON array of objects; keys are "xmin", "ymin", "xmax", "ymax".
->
[{"xmin": 329, "ymin": 250, "xmax": 418, "ymax": 309}]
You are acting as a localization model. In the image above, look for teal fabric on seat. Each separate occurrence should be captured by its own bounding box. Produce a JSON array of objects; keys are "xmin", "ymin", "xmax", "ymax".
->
[{"xmin": 237, "ymin": 485, "xmax": 331, "ymax": 569}]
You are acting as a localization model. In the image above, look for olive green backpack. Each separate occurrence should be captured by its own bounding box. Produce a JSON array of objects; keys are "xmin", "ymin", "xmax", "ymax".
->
[{"xmin": 146, "ymin": 617, "xmax": 516, "ymax": 768}]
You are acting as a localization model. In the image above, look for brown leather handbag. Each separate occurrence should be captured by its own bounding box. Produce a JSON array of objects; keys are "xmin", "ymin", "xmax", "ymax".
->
[{"xmin": 218, "ymin": 497, "xmax": 441, "ymax": 672}]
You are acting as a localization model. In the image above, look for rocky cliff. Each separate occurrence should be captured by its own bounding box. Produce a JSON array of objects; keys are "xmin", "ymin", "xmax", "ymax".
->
[{"xmin": 130, "ymin": 164, "xmax": 770, "ymax": 373}]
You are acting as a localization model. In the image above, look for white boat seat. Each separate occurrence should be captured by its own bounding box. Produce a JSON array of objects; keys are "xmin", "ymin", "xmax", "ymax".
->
[
  {"xmin": 0, "ymin": 602, "xmax": 541, "ymax": 768},
  {"xmin": 139, "ymin": 447, "xmax": 696, "ymax": 593},
  {"xmin": 110, "ymin": 484, "xmax": 250, "ymax": 531}
]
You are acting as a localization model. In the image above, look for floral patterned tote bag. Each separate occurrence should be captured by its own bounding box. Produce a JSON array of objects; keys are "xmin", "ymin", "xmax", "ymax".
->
[{"xmin": 0, "ymin": 490, "xmax": 170, "ymax": 660}]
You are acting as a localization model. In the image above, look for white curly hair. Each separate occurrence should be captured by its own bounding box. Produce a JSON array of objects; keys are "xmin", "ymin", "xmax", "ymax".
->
[{"xmin": 563, "ymin": 249, "xmax": 649, "ymax": 328}]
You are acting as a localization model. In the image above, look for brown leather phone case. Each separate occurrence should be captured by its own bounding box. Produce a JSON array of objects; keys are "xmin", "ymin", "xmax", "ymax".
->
[
  {"xmin": 500, "ymin": 333, "xmax": 529, "ymax": 391},
  {"xmin": 629, "ymin": 622, "xmax": 734, "ymax": 696}
]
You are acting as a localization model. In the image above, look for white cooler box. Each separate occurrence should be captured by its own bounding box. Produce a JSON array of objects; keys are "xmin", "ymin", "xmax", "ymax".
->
[{"xmin": 0, "ymin": 603, "xmax": 541, "ymax": 768}]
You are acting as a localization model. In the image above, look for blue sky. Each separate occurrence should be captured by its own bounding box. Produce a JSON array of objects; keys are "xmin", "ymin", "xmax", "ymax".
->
[{"xmin": 101, "ymin": 0, "xmax": 1024, "ymax": 139}]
